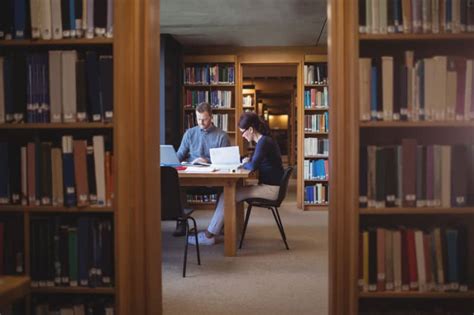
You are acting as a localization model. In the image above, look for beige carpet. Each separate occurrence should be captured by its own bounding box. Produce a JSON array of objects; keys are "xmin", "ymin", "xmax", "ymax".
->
[{"xmin": 162, "ymin": 181, "xmax": 328, "ymax": 315}]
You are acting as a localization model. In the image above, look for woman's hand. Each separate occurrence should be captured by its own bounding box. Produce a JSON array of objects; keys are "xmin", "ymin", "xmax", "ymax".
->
[{"xmin": 242, "ymin": 157, "xmax": 250, "ymax": 163}]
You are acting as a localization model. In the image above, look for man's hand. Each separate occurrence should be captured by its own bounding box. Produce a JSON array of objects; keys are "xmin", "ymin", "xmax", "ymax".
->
[{"xmin": 192, "ymin": 157, "xmax": 209, "ymax": 164}]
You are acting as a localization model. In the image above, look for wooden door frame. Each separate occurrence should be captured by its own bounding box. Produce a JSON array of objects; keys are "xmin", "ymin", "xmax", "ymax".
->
[
  {"xmin": 115, "ymin": 0, "xmax": 162, "ymax": 314},
  {"xmin": 328, "ymin": 0, "xmax": 359, "ymax": 314},
  {"xmin": 237, "ymin": 56, "xmax": 303, "ymax": 207}
]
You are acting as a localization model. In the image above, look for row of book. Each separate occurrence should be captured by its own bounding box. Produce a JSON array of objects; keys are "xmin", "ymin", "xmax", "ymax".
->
[
  {"xmin": 304, "ymin": 87, "xmax": 329, "ymax": 109},
  {"xmin": 183, "ymin": 65, "xmax": 235, "ymax": 85},
  {"xmin": 359, "ymin": 53, "xmax": 474, "ymax": 122},
  {"xmin": 304, "ymin": 159, "xmax": 329, "ymax": 181},
  {"xmin": 359, "ymin": 0, "xmax": 474, "ymax": 35},
  {"xmin": 34, "ymin": 298, "xmax": 114, "ymax": 315},
  {"xmin": 30, "ymin": 216, "xmax": 113, "ymax": 288},
  {"xmin": 212, "ymin": 114, "xmax": 230, "ymax": 132},
  {"xmin": 360, "ymin": 310, "xmax": 472, "ymax": 315},
  {"xmin": 242, "ymin": 95, "xmax": 254, "ymax": 107},
  {"xmin": 0, "ymin": 215, "xmax": 23, "ymax": 275},
  {"xmin": 304, "ymin": 113, "xmax": 329, "ymax": 133},
  {"xmin": 359, "ymin": 226, "xmax": 470, "ymax": 293},
  {"xmin": 0, "ymin": 135, "xmax": 114, "ymax": 207},
  {"xmin": 304, "ymin": 183, "xmax": 329, "ymax": 205},
  {"xmin": 186, "ymin": 194, "xmax": 218, "ymax": 203},
  {"xmin": 184, "ymin": 90, "xmax": 232, "ymax": 109},
  {"xmin": 304, "ymin": 138, "xmax": 329, "ymax": 157},
  {"xmin": 359, "ymin": 142, "xmax": 474, "ymax": 208},
  {"xmin": 304, "ymin": 64, "xmax": 328, "ymax": 85},
  {"xmin": 0, "ymin": 51, "xmax": 113, "ymax": 124},
  {"xmin": 0, "ymin": 0, "xmax": 113, "ymax": 40}
]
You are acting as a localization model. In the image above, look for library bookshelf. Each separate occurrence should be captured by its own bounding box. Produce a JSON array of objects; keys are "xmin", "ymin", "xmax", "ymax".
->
[
  {"xmin": 330, "ymin": 1, "xmax": 474, "ymax": 314},
  {"xmin": 0, "ymin": 33, "xmax": 117, "ymax": 314},
  {"xmin": 299, "ymin": 54, "xmax": 329, "ymax": 211},
  {"xmin": 182, "ymin": 55, "xmax": 238, "ymax": 146}
]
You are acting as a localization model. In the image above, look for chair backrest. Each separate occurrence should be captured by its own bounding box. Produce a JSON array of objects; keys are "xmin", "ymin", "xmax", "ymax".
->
[
  {"xmin": 160, "ymin": 166, "xmax": 183, "ymax": 220},
  {"xmin": 275, "ymin": 166, "xmax": 293, "ymax": 206}
]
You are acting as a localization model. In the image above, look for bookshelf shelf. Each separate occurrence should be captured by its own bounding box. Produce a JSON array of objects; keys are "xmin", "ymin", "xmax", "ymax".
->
[
  {"xmin": 183, "ymin": 107, "xmax": 234, "ymax": 111},
  {"xmin": 305, "ymin": 107, "xmax": 329, "ymax": 111},
  {"xmin": 359, "ymin": 121, "xmax": 474, "ymax": 128},
  {"xmin": 360, "ymin": 207, "xmax": 474, "ymax": 215},
  {"xmin": 304, "ymin": 204, "xmax": 329, "ymax": 211},
  {"xmin": 0, "ymin": 123, "xmax": 114, "ymax": 130},
  {"xmin": 31, "ymin": 287, "xmax": 115, "ymax": 295},
  {"xmin": 0, "ymin": 38, "xmax": 114, "ymax": 46},
  {"xmin": 304, "ymin": 179, "xmax": 329, "ymax": 183},
  {"xmin": 304, "ymin": 84, "xmax": 328, "ymax": 87},
  {"xmin": 305, "ymin": 155, "xmax": 329, "ymax": 159},
  {"xmin": 305, "ymin": 132, "xmax": 329, "ymax": 136},
  {"xmin": 359, "ymin": 33, "xmax": 474, "ymax": 41},
  {"xmin": 0, "ymin": 205, "xmax": 114, "ymax": 213},
  {"xmin": 183, "ymin": 84, "xmax": 235, "ymax": 88},
  {"xmin": 358, "ymin": 291, "xmax": 474, "ymax": 299}
]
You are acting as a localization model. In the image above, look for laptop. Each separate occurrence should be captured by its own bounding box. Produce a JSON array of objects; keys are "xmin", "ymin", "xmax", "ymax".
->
[
  {"xmin": 210, "ymin": 146, "xmax": 243, "ymax": 171},
  {"xmin": 160, "ymin": 145, "xmax": 181, "ymax": 166}
]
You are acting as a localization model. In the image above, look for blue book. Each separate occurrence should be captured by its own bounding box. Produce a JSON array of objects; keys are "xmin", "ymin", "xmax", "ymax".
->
[
  {"xmin": 69, "ymin": 0, "xmax": 76, "ymax": 36},
  {"xmin": 26, "ymin": 54, "xmax": 34, "ymax": 123},
  {"xmin": 86, "ymin": 52, "xmax": 103, "ymax": 122},
  {"xmin": 370, "ymin": 65, "xmax": 378, "ymax": 120},
  {"xmin": 13, "ymin": 0, "xmax": 26, "ymax": 39}
]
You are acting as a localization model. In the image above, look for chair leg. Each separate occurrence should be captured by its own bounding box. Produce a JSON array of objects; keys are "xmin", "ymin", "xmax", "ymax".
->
[
  {"xmin": 271, "ymin": 207, "xmax": 290, "ymax": 250},
  {"xmin": 188, "ymin": 216, "xmax": 201, "ymax": 265},
  {"xmin": 183, "ymin": 220, "xmax": 190, "ymax": 277},
  {"xmin": 239, "ymin": 205, "xmax": 252, "ymax": 249}
]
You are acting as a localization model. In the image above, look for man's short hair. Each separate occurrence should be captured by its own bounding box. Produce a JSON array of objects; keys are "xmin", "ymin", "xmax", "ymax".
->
[{"xmin": 196, "ymin": 102, "xmax": 212, "ymax": 115}]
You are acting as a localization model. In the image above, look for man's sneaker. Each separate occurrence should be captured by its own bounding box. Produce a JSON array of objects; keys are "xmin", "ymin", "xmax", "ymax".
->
[{"xmin": 188, "ymin": 231, "xmax": 215, "ymax": 246}]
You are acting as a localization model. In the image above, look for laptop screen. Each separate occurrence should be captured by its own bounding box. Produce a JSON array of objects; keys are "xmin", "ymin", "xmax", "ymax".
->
[{"xmin": 160, "ymin": 145, "xmax": 180, "ymax": 165}]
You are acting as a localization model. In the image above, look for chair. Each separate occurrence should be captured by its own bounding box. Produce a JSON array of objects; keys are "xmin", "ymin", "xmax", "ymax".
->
[
  {"xmin": 161, "ymin": 166, "xmax": 201, "ymax": 277},
  {"xmin": 239, "ymin": 166, "xmax": 293, "ymax": 250}
]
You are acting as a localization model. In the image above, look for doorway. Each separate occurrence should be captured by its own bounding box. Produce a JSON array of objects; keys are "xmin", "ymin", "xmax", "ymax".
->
[{"xmin": 240, "ymin": 64, "xmax": 298, "ymax": 167}]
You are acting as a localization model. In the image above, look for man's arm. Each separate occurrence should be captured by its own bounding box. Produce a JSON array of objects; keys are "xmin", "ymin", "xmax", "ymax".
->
[{"xmin": 176, "ymin": 131, "xmax": 190, "ymax": 162}]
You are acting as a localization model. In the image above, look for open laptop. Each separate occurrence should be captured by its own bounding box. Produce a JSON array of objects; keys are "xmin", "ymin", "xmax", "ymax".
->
[
  {"xmin": 160, "ymin": 145, "xmax": 181, "ymax": 166},
  {"xmin": 210, "ymin": 146, "xmax": 243, "ymax": 171}
]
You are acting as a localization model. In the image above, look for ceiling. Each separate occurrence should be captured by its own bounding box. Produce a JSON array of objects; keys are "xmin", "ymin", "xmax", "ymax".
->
[{"xmin": 160, "ymin": 0, "xmax": 327, "ymax": 47}]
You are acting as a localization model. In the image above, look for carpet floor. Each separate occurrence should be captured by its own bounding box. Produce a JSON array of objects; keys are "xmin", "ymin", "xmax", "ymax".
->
[{"xmin": 162, "ymin": 182, "xmax": 329, "ymax": 315}]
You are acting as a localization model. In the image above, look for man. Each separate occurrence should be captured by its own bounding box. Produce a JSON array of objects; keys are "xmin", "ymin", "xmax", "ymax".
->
[
  {"xmin": 177, "ymin": 102, "xmax": 230, "ymax": 164},
  {"xmin": 174, "ymin": 102, "xmax": 230, "ymax": 236}
]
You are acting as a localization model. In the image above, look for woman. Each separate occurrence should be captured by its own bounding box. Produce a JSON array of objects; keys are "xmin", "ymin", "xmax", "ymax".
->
[{"xmin": 189, "ymin": 112, "xmax": 284, "ymax": 245}]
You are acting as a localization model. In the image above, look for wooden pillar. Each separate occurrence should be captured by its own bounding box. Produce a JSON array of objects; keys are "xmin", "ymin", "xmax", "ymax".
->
[
  {"xmin": 115, "ymin": 0, "xmax": 162, "ymax": 314},
  {"xmin": 328, "ymin": 0, "xmax": 359, "ymax": 314}
]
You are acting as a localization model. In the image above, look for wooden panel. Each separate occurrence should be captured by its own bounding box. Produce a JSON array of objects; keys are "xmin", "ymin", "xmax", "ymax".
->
[
  {"xmin": 0, "ymin": 276, "xmax": 30, "ymax": 308},
  {"xmin": 184, "ymin": 46, "xmax": 328, "ymax": 56},
  {"xmin": 304, "ymin": 55, "xmax": 328, "ymax": 62},
  {"xmin": 115, "ymin": 0, "xmax": 161, "ymax": 314},
  {"xmin": 328, "ymin": 0, "xmax": 359, "ymax": 314},
  {"xmin": 183, "ymin": 55, "xmax": 236, "ymax": 63}
]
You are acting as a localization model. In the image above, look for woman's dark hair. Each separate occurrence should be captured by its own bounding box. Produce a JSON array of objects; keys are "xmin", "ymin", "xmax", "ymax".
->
[{"xmin": 238, "ymin": 112, "xmax": 271, "ymax": 136}]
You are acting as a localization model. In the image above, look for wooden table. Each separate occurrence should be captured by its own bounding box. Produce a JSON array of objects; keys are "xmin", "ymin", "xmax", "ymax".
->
[
  {"xmin": 178, "ymin": 169, "xmax": 251, "ymax": 256},
  {"xmin": 0, "ymin": 276, "xmax": 30, "ymax": 308}
]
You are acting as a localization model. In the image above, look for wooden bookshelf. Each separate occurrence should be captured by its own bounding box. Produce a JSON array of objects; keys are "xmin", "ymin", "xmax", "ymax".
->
[
  {"xmin": 31, "ymin": 287, "xmax": 115, "ymax": 295},
  {"xmin": 0, "ymin": 38, "xmax": 114, "ymax": 46},
  {"xmin": 299, "ymin": 54, "xmax": 329, "ymax": 211},
  {"xmin": 330, "ymin": 1, "xmax": 474, "ymax": 314},
  {"xmin": 359, "ymin": 33, "xmax": 474, "ymax": 41},
  {"xmin": 0, "ymin": 123, "xmax": 113, "ymax": 130},
  {"xmin": 182, "ymin": 55, "xmax": 238, "ymax": 145},
  {"xmin": 0, "ymin": 206, "xmax": 114, "ymax": 213},
  {"xmin": 359, "ymin": 291, "xmax": 474, "ymax": 299}
]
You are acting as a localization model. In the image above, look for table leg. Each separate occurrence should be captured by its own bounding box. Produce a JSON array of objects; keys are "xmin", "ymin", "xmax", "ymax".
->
[{"xmin": 224, "ymin": 180, "xmax": 237, "ymax": 256}]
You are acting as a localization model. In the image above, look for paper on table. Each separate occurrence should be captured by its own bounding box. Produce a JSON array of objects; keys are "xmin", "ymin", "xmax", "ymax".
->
[{"xmin": 184, "ymin": 166, "xmax": 218, "ymax": 173}]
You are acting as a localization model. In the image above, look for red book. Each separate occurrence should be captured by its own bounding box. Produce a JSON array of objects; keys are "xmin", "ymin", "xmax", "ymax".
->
[
  {"xmin": 423, "ymin": 233, "xmax": 434, "ymax": 291},
  {"xmin": 407, "ymin": 229, "xmax": 419, "ymax": 290},
  {"xmin": 401, "ymin": 228, "xmax": 410, "ymax": 290}
]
